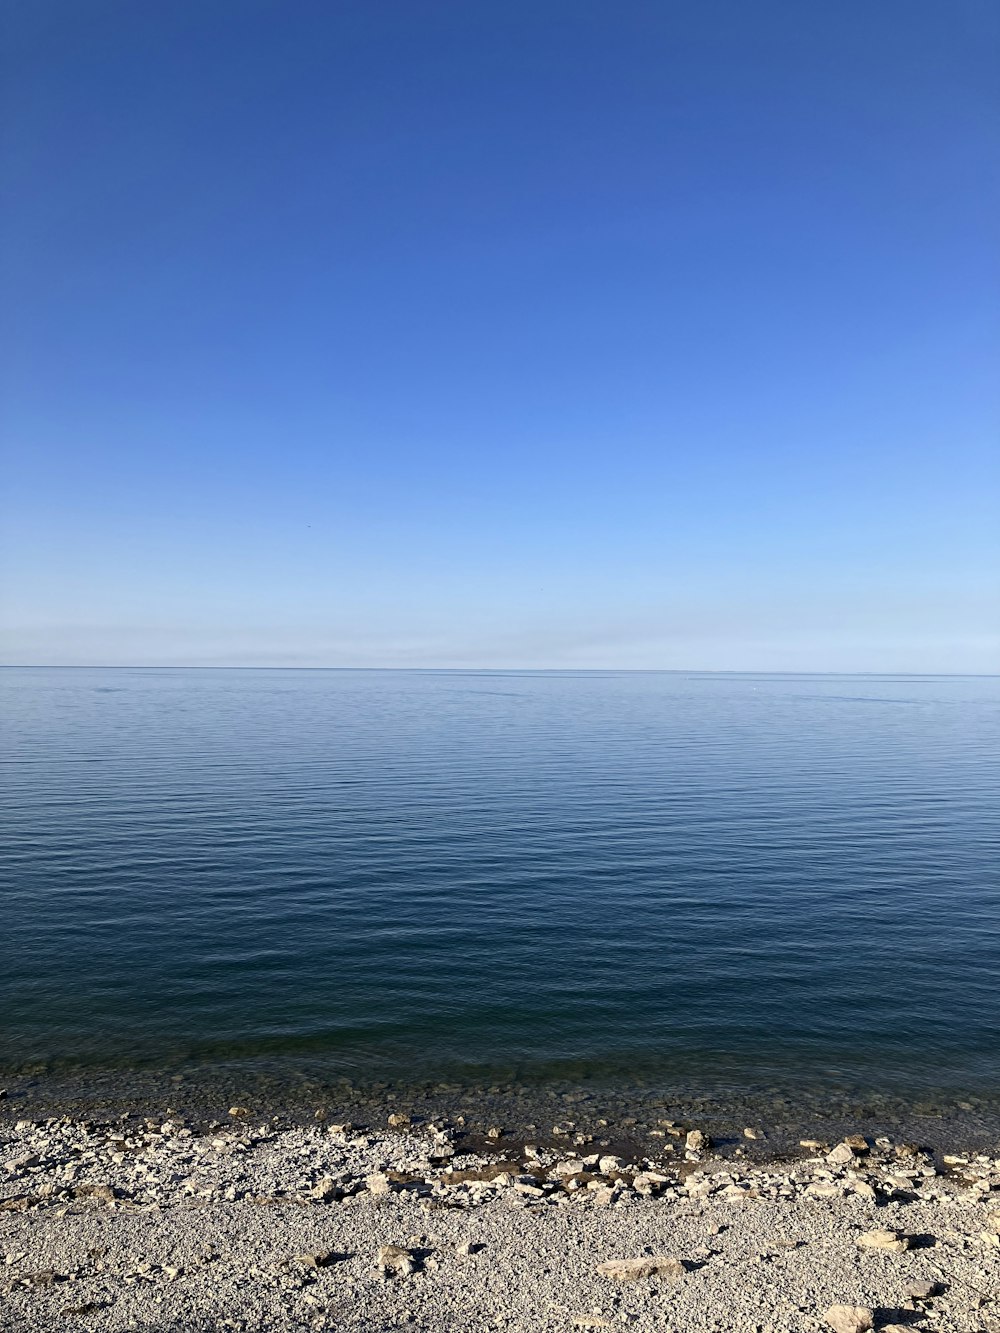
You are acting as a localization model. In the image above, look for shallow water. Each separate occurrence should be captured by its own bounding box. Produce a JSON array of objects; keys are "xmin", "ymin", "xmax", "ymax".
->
[{"xmin": 2, "ymin": 668, "xmax": 998, "ymax": 1121}]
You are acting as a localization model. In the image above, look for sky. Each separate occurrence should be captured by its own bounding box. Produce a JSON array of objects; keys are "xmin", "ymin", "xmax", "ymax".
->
[{"xmin": 1, "ymin": 0, "xmax": 997, "ymax": 672}]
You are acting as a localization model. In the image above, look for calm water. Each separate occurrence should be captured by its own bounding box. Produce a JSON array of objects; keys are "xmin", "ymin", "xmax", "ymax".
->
[{"xmin": 2, "ymin": 668, "xmax": 999, "ymax": 1118}]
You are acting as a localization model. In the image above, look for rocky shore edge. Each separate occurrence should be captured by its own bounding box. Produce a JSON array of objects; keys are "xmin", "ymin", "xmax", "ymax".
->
[{"xmin": 2, "ymin": 1108, "xmax": 998, "ymax": 1332}]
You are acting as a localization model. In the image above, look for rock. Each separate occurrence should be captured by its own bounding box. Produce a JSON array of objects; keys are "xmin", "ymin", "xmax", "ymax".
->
[
  {"xmin": 685, "ymin": 1130, "xmax": 707, "ymax": 1152},
  {"xmin": 903, "ymin": 1280, "xmax": 938, "ymax": 1299},
  {"xmin": 228, "ymin": 1106, "xmax": 249, "ymax": 1118},
  {"xmin": 387, "ymin": 1113, "xmax": 411, "ymax": 1128},
  {"xmin": 22, "ymin": 1271, "xmax": 66, "ymax": 1288},
  {"xmin": 0, "ymin": 1195, "xmax": 36, "ymax": 1212},
  {"xmin": 486, "ymin": 1126, "xmax": 503, "ymax": 1140},
  {"xmin": 800, "ymin": 1139, "xmax": 824, "ymax": 1150},
  {"xmin": 597, "ymin": 1155, "xmax": 622, "ymax": 1174},
  {"xmin": 296, "ymin": 1251, "xmax": 340, "ymax": 1269},
  {"xmin": 743, "ymin": 1127, "xmax": 761, "ymax": 1139},
  {"xmin": 309, "ymin": 1176, "xmax": 339, "ymax": 1201},
  {"xmin": 806, "ymin": 1183, "xmax": 842, "ymax": 1198},
  {"xmin": 856, "ymin": 1229, "xmax": 909, "ymax": 1253},
  {"xmin": 365, "ymin": 1173, "xmax": 392, "ymax": 1196},
  {"xmin": 4, "ymin": 1155, "xmax": 39, "ymax": 1173},
  {"xmin": 827, "ymin": 1143, "xmax": 856, "ymax": 1165},
  {"xmin": 824, "ymin": 1306, "xmax": 874, "ymax": 1333},
  {"xmin": 597, "ymin": 1256, "xmax": 686, "ymax": 1282},
  {"xmin": 553, "ymin": 1160, "xmax": 583, "ymax": 1177},
  {"xmin": 376, "ymin": 1245, "xmax": 416, "ymax": 1278},
  {"xmin": 573, "ymin": 1319, "xmax": 612, "ymax": 1329},
  {"xmin": 72, "ymin": 1183, "xmax": 116, "ymax": 1204},
  {"xmin": 632, "ymin": 1171, "xmax": 669, "ymax": 1194},
  {"xmin": 985, "ymin": 1211, "xmax": 1000, "ymax": 1234}
]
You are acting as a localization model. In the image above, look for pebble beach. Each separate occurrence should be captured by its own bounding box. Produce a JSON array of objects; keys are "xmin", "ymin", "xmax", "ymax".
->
[{"xmin": 3, "ymin": 1106, "xmax": 998, "ymax": 1333}]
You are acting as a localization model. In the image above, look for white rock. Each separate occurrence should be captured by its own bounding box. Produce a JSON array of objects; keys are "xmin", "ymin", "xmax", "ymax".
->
[
  {"xmin": 856, "ymin": 1229, "xmax": 909, "ymax": 1253},
  {"xmin": 824, "ymin": 1305, "xmax": 874, "ymax": 1333},
  {"xmin": 827, "ymin": 1143, "xmax": 856, "ymax": 1165}
]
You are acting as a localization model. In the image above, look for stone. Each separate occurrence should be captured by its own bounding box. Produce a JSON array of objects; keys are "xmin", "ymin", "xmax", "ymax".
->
[
  {"xmin": 985, "ymin": 1211, "xmax": 1000, "ymax": 1233},
  {"xmin": 309, "ymin": 1176, "xmax": 339, "ymax": 1201},
  {"xmin": 72, "ymin": 1183, "xmax": 116, "ymax": 1204},
  {"xmin": 685, "ymin": 1130, "xmax": 707, "ymax": 1152},
  {"xmin": 856, "ymin": 1229, "xmax": 909, "ymax": 1253},
  {"xmin": 387, "ymin": 1113, "xmax": 410, "ymax": 1128},
  {"xmin": 573, "ymin": 1319, "xmax": 612, "ymax": 1329},
  {"xmin": 597, "ymin": 1256, "xmax": 685, "ymax": 1282},
  {"xmin": 553, "ymin": 1160, "xmax": 583, "ymax": 1177},
  {"xmin": 743, "ymin": 1128, "xmax": 761, "ymax": 1139},
  {"xmin": 598, "ymin": 1155, "xmax": 622, "ymax": 1174},
  {"xmin": 824, "ymin": 1306, "xmax": 874, "ymax": 1333},
  {"xmin": 365, "ymin": 1173, "xmax": 392, "ymax": 1196},
  {"xmin": 376, "ymin": 1245, "xmax": 416, "ymax": 1278},
  {"xmin": 227, "ymin": 1106, "xmax": 249, "ymax": 1117},
  {"xmin": 903, "ymin": 1280, "xmax": 938, "ymax": 1299},
  {"xmin": 827, "ymin": 1143, "xmax": 856, "ymax": 1165},
  {"xmin": 296, "ymin": 1251, "xmax": 339, "ymax": 1269},
  {"xmin": 806, "ymin": 1183, "xmax": 842, "ymax": 1198}
]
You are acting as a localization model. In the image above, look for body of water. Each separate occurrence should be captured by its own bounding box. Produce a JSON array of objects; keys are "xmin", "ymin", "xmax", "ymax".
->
[{"xmin": 2, "ymin": 668, "xmax": 998, "ymax": 1127}]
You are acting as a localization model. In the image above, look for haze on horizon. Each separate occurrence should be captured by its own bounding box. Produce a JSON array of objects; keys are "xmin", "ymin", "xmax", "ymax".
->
[{"xmin": 1, "ymin": 1, "xmax": 997, "ymax": 674}]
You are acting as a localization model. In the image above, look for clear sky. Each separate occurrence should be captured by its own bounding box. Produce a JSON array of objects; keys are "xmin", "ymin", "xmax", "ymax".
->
[{"xmin": 2, "ymin": 0, "xmax": 997, "ymax": 671}]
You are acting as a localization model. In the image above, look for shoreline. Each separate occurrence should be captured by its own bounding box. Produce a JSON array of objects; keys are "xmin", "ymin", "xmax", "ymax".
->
[
  {"xmin": 3, "ymin": 1104, "xmax": 998, "ymax": 1332},
  {"xmin": 4, "ymin": 1068, "xmax": 1000, "ymax": 1164}
]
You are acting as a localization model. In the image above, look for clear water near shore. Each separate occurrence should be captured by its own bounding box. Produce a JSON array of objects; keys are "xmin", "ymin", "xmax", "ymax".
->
[{"xmin": 2, "ymin": 667, "xmax": 998, "ymax": 1127}]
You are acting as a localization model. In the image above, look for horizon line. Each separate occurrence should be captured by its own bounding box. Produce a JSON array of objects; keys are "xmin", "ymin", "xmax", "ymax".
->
[{"xmin": 1, "ymin": 664, "xmax": 997, "ymax": 678}]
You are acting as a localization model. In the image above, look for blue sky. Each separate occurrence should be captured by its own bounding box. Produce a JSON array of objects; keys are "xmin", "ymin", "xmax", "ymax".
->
[{"xmin": 2, "ymin": 0, "xmax": 997, "ymax": 670}]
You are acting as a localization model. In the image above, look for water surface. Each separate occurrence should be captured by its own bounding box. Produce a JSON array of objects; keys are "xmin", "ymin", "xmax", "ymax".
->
[{"xmin": 2, "ymin": 668, "xmax": 998, "ymax": 1123}]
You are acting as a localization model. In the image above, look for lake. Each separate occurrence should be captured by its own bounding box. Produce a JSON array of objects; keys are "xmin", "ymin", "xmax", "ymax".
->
[{"xmin": 2, "ymin": 667, "xmax": 998, "ymax": 1132}]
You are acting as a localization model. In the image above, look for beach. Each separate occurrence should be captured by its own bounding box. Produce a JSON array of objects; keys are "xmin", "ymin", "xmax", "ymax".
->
[
  {"xmin": 3, "ymin": 1105, "xmax": 998, "ymax": 1332},
  {"xmin": 3, "ymin": 670, "xmax": 998, "ymax": 1329}
]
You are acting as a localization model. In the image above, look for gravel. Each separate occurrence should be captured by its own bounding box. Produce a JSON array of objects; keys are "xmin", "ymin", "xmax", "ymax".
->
[{"xmin": 2, "ymin": 1112, "xmax": 998, "ymax": 1332}]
